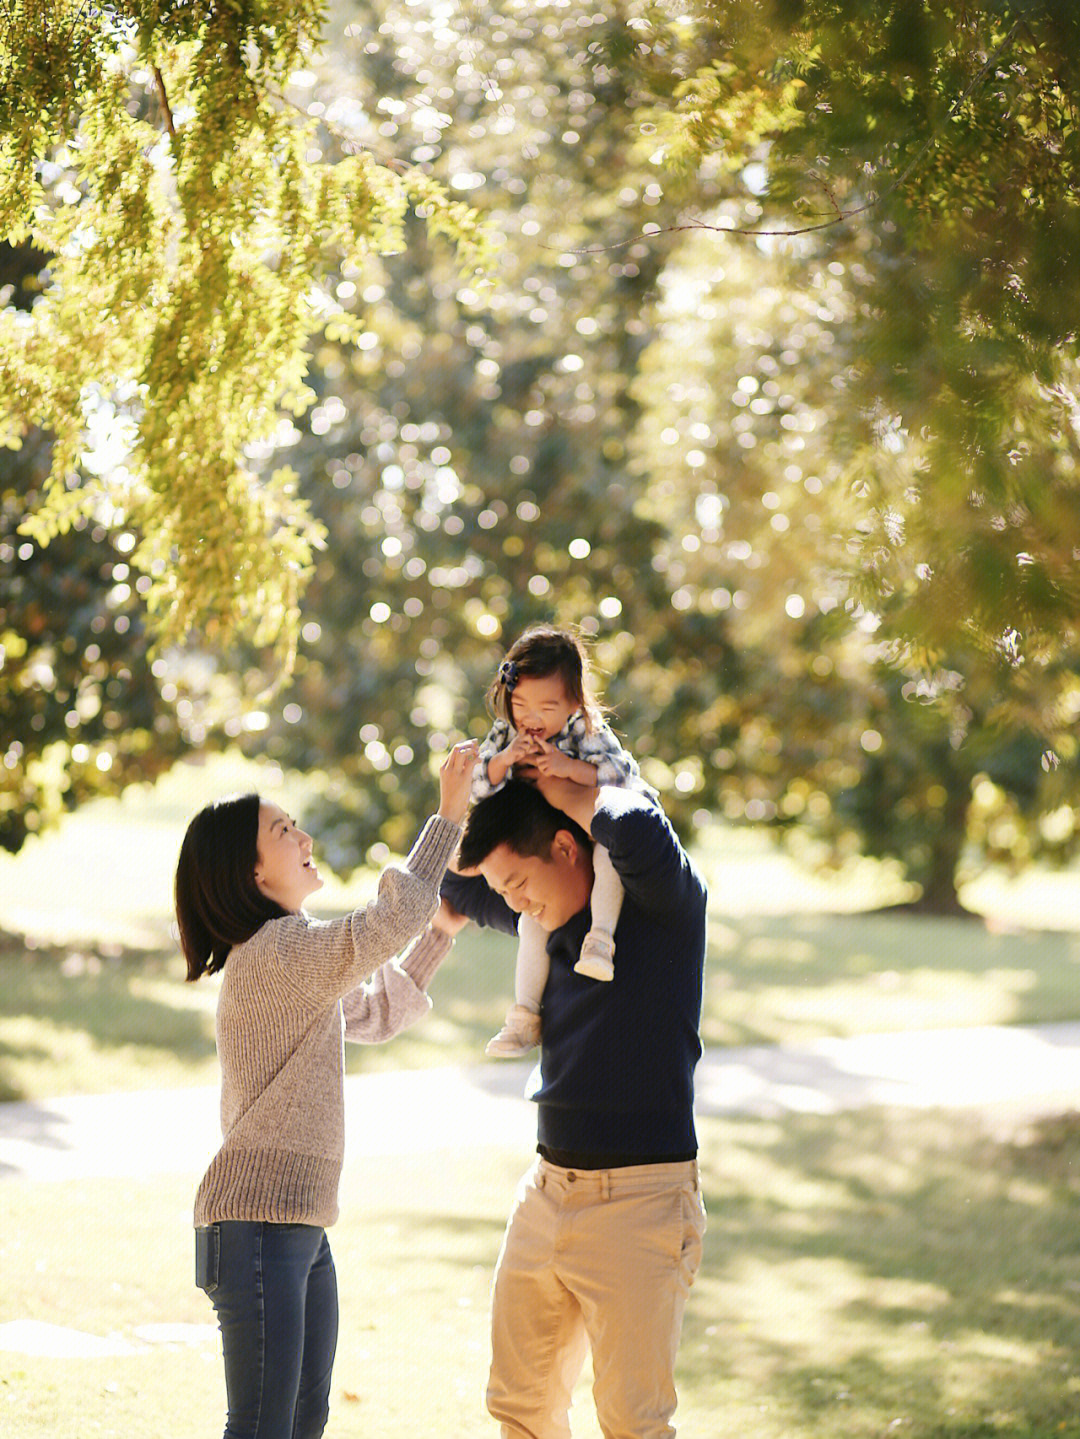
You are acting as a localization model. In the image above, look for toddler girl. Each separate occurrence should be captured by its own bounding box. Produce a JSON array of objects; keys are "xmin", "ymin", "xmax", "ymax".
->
[{"xmin": 471, "ymin": 625, "xmax": 656, "ymax": 1056}]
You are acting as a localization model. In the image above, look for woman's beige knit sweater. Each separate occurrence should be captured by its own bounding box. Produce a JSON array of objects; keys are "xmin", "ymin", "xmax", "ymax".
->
[{"xmin": 194, "ymin": 813, "xmax": 461, "ymax": 1229}]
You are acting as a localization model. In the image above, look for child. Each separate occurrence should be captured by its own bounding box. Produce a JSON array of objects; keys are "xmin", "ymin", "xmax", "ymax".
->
[{"xmin": 471, "ymin": 625, "xmax": 656, "ymax": 1056}]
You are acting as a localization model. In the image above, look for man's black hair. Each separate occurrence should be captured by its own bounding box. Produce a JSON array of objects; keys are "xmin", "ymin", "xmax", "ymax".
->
[{"xmin": 457, "ymin": 780, "xmax": 591, "ymax": 870}]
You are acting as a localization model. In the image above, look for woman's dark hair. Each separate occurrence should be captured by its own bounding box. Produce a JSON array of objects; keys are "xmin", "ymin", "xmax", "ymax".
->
[
  {"xmin": 175, "ymin": 793, "xmax": 289, "ymax": 982},
  {"xmin": 456, "ymin": 780, "xmax": 591, "ymax": 872},
  {"xmin": 487, "ymin": 624, "xmax": 604, "ymax": 730}
]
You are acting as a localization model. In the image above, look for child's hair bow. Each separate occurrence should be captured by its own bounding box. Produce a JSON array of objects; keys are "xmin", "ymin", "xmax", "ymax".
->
[{"xmin": 498, "ymin": 659, "xmax": 519, "ymax": 691}]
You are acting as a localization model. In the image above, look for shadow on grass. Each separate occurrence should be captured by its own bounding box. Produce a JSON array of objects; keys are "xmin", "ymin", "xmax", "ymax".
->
[
  {"xmin": 703, "ymin": 910, "xmax": 1080, "ymax": 1048},
  {"xmin": 0, "ymin": 931, "xmax": 216, "ymax": 1102},
  {"xmin": 688, "ymin": 1108, "xmax": 1080, "ymax": 1437},
  {"xmin": 350, "ymin": 904, "xmax": 1080, "ymax": 1070}
]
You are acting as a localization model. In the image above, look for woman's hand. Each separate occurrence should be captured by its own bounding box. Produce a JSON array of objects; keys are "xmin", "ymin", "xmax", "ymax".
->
[{"xmin": 437, "ymin": 739, "xmax": 480, "ymax": 825}]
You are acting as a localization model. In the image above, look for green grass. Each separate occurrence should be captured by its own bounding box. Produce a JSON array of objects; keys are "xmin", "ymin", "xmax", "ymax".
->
[
  {"xmin": 2, "ymin": 753, "xmax": 1080, "ymax": 1102},
  {"xmin": 5, "ymin": 759, "xmax": 1080, "ymax": 1435},
  {"xmin": 4, "ymin": 1109, "xmax": 1080, "ymax": 1438},
  {"xmin": 5, "ymin": 908, "xmax": 1080, "ymax": 1104}
]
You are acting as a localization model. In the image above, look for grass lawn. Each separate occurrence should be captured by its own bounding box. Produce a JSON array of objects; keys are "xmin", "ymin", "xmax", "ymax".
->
[
  {"xmin": 4, "ymin": 754, "xmax": 1080, "ymax": 1436},
  {"xmin": 4, "ymin": 1108, "xmax": 1080, "ymax": 1438},
  {"xmin": 2, "ymin": 751, "xmax": 1080, "ymax": 1103}
]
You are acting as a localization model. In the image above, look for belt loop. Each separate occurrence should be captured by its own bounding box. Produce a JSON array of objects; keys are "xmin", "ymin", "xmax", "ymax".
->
[
  {"xmin": 537, "ymin": 1167, "xmax": 546, "ymax": 1191},
  {"xmin": 601, "ymin": 1170, "xmax": 611, "ymax": 1201}
]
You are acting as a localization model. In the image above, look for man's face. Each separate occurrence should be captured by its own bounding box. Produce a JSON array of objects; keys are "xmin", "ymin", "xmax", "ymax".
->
[{"xmin": 477, "ymin": 834, "xmax": 591, "ymax": 932}]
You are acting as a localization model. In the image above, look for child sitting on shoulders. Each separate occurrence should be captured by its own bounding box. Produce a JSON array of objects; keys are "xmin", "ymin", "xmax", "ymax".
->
[{"xmin": 471, "ymin": 624, "xmax": 656, "ymax": 1056}]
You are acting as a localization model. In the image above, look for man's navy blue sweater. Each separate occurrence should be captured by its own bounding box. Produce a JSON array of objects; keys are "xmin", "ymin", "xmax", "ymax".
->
[{"xmin": 442, "ymin": 789, "xmax": 706, "ymax": 1161}]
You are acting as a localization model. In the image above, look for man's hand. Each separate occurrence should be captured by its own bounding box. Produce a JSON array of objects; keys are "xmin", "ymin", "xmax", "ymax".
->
[{"xmin": 431, "ymin": 896, "xmax": 471, "ymax": 936}]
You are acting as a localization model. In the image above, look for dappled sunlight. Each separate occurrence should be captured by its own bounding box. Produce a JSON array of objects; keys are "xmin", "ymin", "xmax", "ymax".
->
[
  {"xmin": 0, "ymin": 935, "xmax": 218, "ymax": 1101},
  {"xmin": 697, "ymin": 1025, "xmax": 1080, "ymax": 1120},
  {"xmin": 702, "ymin": 909, "xmax": 1080, "ymax": 1048},
  {"xmin": 689, "ymin": 1107, "xmax": 1080, "ymax": 1435},
  {"xmin": 695, "ymin": 823, "xmax": 915, "ymax": 917}
]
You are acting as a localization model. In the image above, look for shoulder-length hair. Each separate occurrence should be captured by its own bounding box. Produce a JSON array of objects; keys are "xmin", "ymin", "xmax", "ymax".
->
[
  {"xmin": 175, "ymin": 793, "xmax": 289, "ymax": 982},
  {"xmin": 486, "ymin": 624, "xmax": 605, "ymax": 731}
]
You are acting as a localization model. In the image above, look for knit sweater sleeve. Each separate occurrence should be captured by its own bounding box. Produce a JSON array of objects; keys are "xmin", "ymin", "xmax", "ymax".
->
[
  {"xmin": 471, "ymin": 719, "xmax": 513, "ymax": 799},
  {"xmin": 341, "ymin": 925, "xmax": 452, "ymax": 1043},
  {"xmin": 265, "ymin": 813, "xmax": 461, "ymax": 1005}
]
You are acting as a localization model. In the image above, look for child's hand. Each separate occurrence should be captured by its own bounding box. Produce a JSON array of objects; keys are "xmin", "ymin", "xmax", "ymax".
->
[
  {"xmin": 528, "ymin": 741, "xmax": 578, "ymax": 779},
  {"xmin": 504, "ymin": 730, "xmax": 542, "ymax": 766},
  {"xmin": 488, "ymin": 730, "xmax": 537, "ymax": 787},
  {"xmin": 437, "ymin": 740, "xmax": 480, "ymax": 824}
]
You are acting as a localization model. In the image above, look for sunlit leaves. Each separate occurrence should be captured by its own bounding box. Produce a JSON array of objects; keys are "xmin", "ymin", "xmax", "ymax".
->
[
  {"xmin": 0, "ymin": 1, "xmax": 493, "ymax": 667},
  {"xmin": 624, "ymin": 0, "xmax": 1080, "ymax": 904},
  {"xmin": 0, "ymin": 429, "xmax": 185, "ymax": 853},
  {"xmin": 198, "ymin": 0, "xmax": 738, "ymax": 866}
]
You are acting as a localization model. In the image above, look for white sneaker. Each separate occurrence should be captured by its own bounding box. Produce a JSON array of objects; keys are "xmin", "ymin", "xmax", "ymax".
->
[
  {"xmin": 574, "ymin": 929, "xmax": 615, "ymax": 982},
  {"xmin": 485, "ymin": 1004, "xmax": 542, "ymax": 1057}
]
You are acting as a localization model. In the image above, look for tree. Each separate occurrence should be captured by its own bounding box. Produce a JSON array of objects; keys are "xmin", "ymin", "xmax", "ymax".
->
[
  {"xmin": 620, "ymin": 0, "xmax": 1080, "ymax": 908},
  {"xmin": 632, "ymin": 0, "xmax": 1080, "ymax": 672},
  {"xmin": 0, "ymin": 0, "xmax": 494, "ymax": 853},
  {"xmin": 0, "ymin": 424, "xmax": 188, "ymax": 851},
  {"xmin": 5, "ymin": 0, "xmax": 1078, "ymax": 914},
  {"xmin": 0, "ymin": 0, "xmax": 491, "ymax": 671},
  {"xmin": 628, "ymin": 204, "xmax": 1079, "ymax": 910},
  {"xmin": 224, "ymin": 0, "xmax": 741, "ymax": 869},
  {"xmin": 0, "ymin": 238, "xmax": 189, "ymax": 851},
  {"xmin": 179, "ymin": 0, "xmax": 1080, "ymax": 906}
]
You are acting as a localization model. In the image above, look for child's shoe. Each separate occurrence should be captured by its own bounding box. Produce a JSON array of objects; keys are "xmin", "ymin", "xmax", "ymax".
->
[
  {"xmin": 485, "ymin": 1004, "xmax": 542, "ymax": 1057},
  {"xmin": 574, "ymin": 929, "xmax": 615, "ymax": 982}
]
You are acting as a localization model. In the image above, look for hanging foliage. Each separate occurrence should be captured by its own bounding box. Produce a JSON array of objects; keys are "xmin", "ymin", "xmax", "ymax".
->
[{"xmin": 0, "ymin": 0, "xmax": 494, "ymax": 669}]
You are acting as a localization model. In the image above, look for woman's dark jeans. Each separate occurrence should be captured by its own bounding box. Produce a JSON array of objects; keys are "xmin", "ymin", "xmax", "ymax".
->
[{"xmin": 198, "ymin": 1221, "xmax": 339, "ymax": 1439}]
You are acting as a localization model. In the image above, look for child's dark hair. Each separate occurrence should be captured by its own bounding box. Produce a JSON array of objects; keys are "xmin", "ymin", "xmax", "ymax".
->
[
  {"xmin": 487, "ymin": 625, "xmax": 604, "ymax": 730},
  {"xmin": 174, "ymin": 793, "xmax": 289, "ymax": 982}
]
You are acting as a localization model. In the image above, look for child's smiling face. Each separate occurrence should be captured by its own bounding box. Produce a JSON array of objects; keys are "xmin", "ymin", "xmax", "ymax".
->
[{"xmin": 509, "ymin": 673, "xmax": 576, "ymax": 741}]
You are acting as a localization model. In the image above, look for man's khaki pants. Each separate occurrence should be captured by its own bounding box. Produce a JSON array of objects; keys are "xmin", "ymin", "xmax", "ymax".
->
[{"xmin": 487, "ymin": 1157, "xmax": 706, "ymax": 1439}]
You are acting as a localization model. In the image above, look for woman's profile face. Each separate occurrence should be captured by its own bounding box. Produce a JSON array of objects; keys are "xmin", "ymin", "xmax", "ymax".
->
[{"xmin": 253, "ymin": 803, "xmax": 324, "ymax": 913}]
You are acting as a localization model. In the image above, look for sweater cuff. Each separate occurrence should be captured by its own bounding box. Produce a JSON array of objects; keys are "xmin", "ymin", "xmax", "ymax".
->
[
  {"xmin": 405, "ymin": 813, "xmax": 462, "ymax": 885},
  {"xmin": 398, "ymin": 925, "xmax": 453, "ymax": 991}
]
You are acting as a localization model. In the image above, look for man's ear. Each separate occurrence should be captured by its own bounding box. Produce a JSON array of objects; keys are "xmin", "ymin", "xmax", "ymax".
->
[{"xmin": 551, "ymin": 829, "xmax": 580, "ymax": 865}]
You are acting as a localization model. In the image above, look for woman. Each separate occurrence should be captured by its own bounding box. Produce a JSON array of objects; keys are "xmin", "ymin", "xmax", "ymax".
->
[{"xmin": 175, "ymin": 740, "xmax": 477, "ymax": 1439}]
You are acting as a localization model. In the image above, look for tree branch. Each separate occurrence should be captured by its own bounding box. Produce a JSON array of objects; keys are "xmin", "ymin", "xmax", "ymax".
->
[
  {"xmin": 263, "ymin": 83, "xmax": 411, "ymax": 173},
  {"xmin": 153, "ymin": 64, "xmax": 176, "ymax": 138},
  {"xmin": 555, "ymin": 14, "xmax": 1028, "ymax": 256}
]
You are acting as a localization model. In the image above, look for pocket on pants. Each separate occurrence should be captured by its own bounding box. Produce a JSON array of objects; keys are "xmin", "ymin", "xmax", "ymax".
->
[
  {"xmin": 679, "ymin": 1184, "xmax": 706, "ymax": 1286},
  {"xmin": 195, "ymin": 1224, "xmax": 220, "ymax": 1293}
]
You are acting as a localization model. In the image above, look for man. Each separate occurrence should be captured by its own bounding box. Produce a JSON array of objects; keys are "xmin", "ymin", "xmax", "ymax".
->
[{"xmin": 441, "ymin": 775, "xmax": 707, "ymax": 1439}]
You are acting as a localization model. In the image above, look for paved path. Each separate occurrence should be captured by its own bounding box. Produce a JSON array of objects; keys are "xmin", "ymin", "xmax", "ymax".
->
[{"xmin": 4, "ymin": 1022, "xmax": 1080, "ymax": 1183}]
